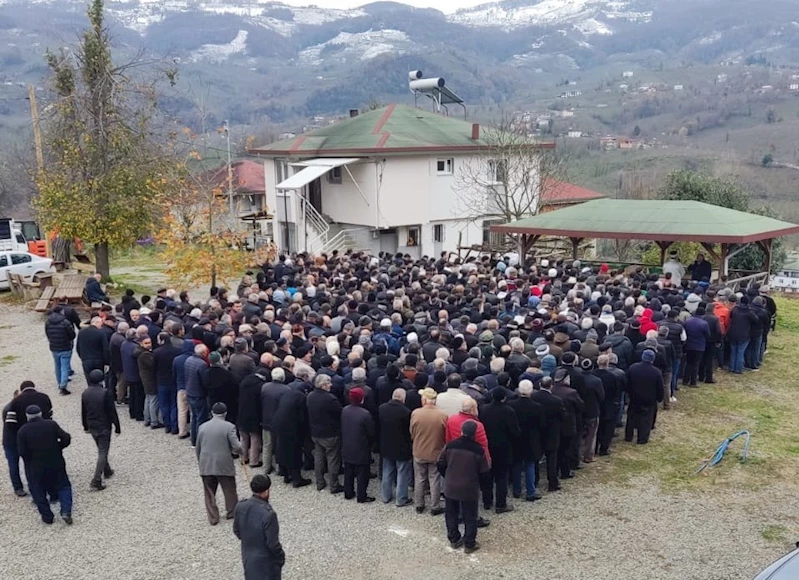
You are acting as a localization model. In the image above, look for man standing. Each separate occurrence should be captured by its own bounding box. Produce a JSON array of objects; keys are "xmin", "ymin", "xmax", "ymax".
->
[
  {"xmin": 153, "ymin": 331, "xmax": 182, "ymax": 435},
  {"xmin": 662, "ymin": 251, "xmax": 685, "ymax": 287},
  {"xmin": 306, "ymin": 374, "xmax": 344, "ymax": 493},
  {"xmin": 136, "ymin": 336, "xmax": 161, "ymax": 429},
  {"xmin": 687, "ymin": 253, "xmax": 712, "ymax": 282},
  {"xmin": 81, "ymin": 369, "xmax": 121, "ymax": 491},
  {"xmin": 233, "ymin": 474, "xmax": 285, "ymax": 580},
  {"xmin": 480, "ymin": 389, "xmax": 520, "ymax": 514},
  {"xmin": 409, "ymin": 388, "xmax": 447, "ymax": 515},
  {"xmin": 109, "ymin": 322, "xmax": 129, "ymax": 404},
  {"xmin": 196, "ymin": 402, "xmax": 242, "ymax": 525},
  {"xmin": 17, "ymin": 405, "xmax": 73, "ymax": 525},
  {"xmin": 378, "ymin": 388, "xmax": 413, "ymax": 507},
  {"xmin": 551, "ymin": 368, "xmax": 583, "ymax": 481},
  {"xmin": 530, "ymin": 376, "xmax": 564, "ymax": 492},
  {"xmin": 682, "ymin": 308, "xmax": 710, "ymax": 387},
  {"xmin": 76, "ymin": 316, "xmax": 109, "ymax": 384},
  {"xmin": 509, "ymin": 380, "xmax": 543, "ymax": 501},
  {"xmin": 260, "ymin": 368, "xmax": 289, "ymax": 475},
  {"xmin": 625, "ymin": 349, "xmax": 664, "ymax": 445},
  {"xmin": 121, "ymin": 329, "xmax": 143, "ymax": 420},
  {"xmin": 185, "ymin": 344, "xmax": 210, "ymax": 447},
  {"xmin": 437, "ymin": 420, "xmax": 490, "ymax": 554},
  {"xmin": 341, "ymin": 387, "xmax": 375, "ymax": 503},
  {"xmin": 45, "ymin": 306, "xmax": 76, "ymax": 395}
]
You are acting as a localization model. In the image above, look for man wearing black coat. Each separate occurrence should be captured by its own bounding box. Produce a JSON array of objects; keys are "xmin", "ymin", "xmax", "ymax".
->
[
  {"xmin": 625, "ymin": 349, "xmax": 664, "ymax": 444},
  {"xmin": 306, "ymin": 374, "xmax": 344, "ymax": 493},
  {"xmin": 81, "ymin": 369, "xmax": 121, "ymax": 491},
  {"xmin": 76, "ymin": 316, "xmax": 110, "ymax": 384},
  {"xmin": 341, "ymin": 387, "xmax": 375, "ymax": 502},
  {"xmin": 153, "ymin": 332, "xmax": 183, "ymax": 435},
  {"xmin": 238, "ymin": 367, "xmax": 268, "ymax": 468},
  {"xmin": 579, "ymin": 358, "xmax": 605, "ymax": 464},
  {"xmin": 378, "ymin": 389, "xmax": 413, "ymax": 506},
  {"xmin": 271, "ymin": 386, "xmax": 311, "ymax": 488},
  {"xmin": 700, "ymin": 304, "xmax": 723, "ymax": 384},
  {"xmin": 480, "ymin": 389, "xmax": 520, "ymax": 514},
  {"xmin": 509, "ymin": 380, "xmax": 543, "ymax": 500},
  {"xmin": 17, "ymin": 405, "xmax": 73, "ymax": 525},
  {"xmin": 593, "ymin": 355, "xmax": 620, "ymax": 456},
  {"xmin": 530, "ymin": 376, "xmax": 565, "ymax": 492},
  {"xmin": 45, "ymin": 306, "xmax": 76, "ymax": 395},
  {"xmin": 551, "ymin": 368, "xmax": 584, "ymax": 481},
  {"xmin": 202, "ymin": 352, "xmax": 238, "ymax": 427},
  {"xmin": 260, "ymin": 368, "xmax": 290, "ymax": 475}
]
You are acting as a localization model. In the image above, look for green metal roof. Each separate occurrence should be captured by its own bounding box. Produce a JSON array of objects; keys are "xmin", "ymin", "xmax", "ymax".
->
[
  {"xmin": 492, "ymin": 199, "xmax": 799, "ymax": 244},
  {"xmin": 249, "ymin": 104, "xmax": 553, "ymax": 157}
]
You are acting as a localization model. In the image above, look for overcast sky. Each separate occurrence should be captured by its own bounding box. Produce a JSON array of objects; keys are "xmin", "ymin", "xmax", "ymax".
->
[{"xmin": 282, "ymin": 0, "xmax": 489, "ymax": 13}]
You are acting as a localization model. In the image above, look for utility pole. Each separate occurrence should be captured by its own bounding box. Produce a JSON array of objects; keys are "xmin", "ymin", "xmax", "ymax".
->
[
  {"xmin": 28, "ymin": 85, "xmax": 44, "ymax": 173},
  {"xmin": 223, "ymin": 120, "xmax": 234, "ymax": 218}
]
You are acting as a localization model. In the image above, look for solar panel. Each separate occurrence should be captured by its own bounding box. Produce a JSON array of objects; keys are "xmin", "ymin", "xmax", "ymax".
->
[{"xmin": 409, "ymin": 73, "xmax": 465, "ymax": 115}]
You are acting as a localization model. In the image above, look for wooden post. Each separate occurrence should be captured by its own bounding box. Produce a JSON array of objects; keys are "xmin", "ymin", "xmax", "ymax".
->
[
  {"xmin": 719, "ymin": 243, "xmax": 729, "ymax": 279},
  {"xmin": 761, "ymin": 238, "xmax": 773, "ymax": 275},
  {"xmin": 570, "ymin": 237, "xmax": 583, "ymax": 260},
  {"xmin": 656, "ymin": 240, "xmax": 672, "ymax": 265}
]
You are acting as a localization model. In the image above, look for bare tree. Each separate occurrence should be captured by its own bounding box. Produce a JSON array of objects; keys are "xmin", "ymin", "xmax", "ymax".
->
[{"xmin": 453, "ymin": 116, "xmax": 569, "ymax": 253}]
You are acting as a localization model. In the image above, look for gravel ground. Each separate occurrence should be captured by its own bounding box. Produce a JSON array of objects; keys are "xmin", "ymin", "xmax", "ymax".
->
[{"xmin": 0, "ymin": 302, "xmax": 796, "ymax": 580}]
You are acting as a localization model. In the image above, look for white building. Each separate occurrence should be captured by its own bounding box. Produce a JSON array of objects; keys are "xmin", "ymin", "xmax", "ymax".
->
[
  {"xmin": 770, "ymin": 256, "xmax": 799, "ymax": 293},
  {"xmin": 622, "ymin": 71, "xmax": 634, "ymax": 78},
  {"xmin": 790, "ymin": 83, "xmax": 799, "ymax": 91},
  {"xmin": 249, "ymin": 105, "xmax": 551, "ymax": 258},
  {"xmin": 567, "ymin": 131, "xmax": 583, "ymax": 138}
]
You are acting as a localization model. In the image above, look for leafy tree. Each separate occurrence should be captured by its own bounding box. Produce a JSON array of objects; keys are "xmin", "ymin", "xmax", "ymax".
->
[
  {"xmin": 633, "ymin": 124, "xmax": 641, "ymax": 137},
  {"xmin": 762, "ymin": 153, "xmax": 774, "ymax": 167},
  {"xmin": 35, "ymin": 0, "xmax": 176, "ymax": 278},
  {"xmin": 657, "ymin": 170, "xmax": 785, "ymax": 273}
]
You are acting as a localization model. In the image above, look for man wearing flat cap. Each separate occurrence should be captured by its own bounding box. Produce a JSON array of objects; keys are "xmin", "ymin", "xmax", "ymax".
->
[
  {"xmin": 196, "ymin": 402, "xmax": 242, "ymax": 525},
  {"xmin": 17, "ymin": 404, "xmax": 73, "ymax": 525}
]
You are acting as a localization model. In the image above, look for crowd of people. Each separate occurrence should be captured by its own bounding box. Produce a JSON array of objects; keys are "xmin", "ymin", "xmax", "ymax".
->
[{"xmin": 2, "ymin": 249, "xmax": 778, "ymax": 577}]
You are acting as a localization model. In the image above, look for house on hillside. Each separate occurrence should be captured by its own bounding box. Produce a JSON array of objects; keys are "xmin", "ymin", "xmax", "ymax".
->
[
  {"xmin": 770, "ymin": 256, "xmax": 799, "ymax": 292},
  {"xmin": 248, "ymin": 104, "xmax": 553, "ymax": 257},
  {"xmin": 539, "ymin": 180, "xmax": 604, "ymax": 213}
]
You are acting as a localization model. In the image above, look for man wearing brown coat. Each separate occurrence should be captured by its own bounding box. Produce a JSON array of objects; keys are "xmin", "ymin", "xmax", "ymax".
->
[{"xmin": 409, "ymin": 388, "xmax": 447, "ymax": 515}]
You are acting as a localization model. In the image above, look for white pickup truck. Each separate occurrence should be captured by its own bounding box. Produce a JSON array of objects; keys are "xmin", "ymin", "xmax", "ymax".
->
[{"xmin": 0, "ymin": 218, "xmax": 30, "ymax": 253}]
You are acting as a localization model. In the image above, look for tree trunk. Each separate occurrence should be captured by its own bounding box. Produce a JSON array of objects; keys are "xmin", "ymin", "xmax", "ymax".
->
[{"xmin": 94, "ymin": 242, "xmax": 110, "ymax": 279}]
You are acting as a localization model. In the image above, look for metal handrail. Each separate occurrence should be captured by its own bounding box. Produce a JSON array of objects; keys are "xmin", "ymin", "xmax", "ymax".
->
[
  {"xmin": 300, "ymin": 197, "xmax": 330, "ymax": 253},
  {"xmin": 726, "ymin": 271, "xmax": 769, "ymax": 292}
]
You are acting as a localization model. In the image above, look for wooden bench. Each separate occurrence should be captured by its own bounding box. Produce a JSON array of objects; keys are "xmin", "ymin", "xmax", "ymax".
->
[
  {"xmin": 52, "ymin": 273, "xmax": 88, "ymax": 305},
  {"xmin": 35, "ymin": 286, "xmax": 56, "ymax": 312},
  {"xmin": 6, "ymin": 272, "xmax": 40, "ymax": 300}
]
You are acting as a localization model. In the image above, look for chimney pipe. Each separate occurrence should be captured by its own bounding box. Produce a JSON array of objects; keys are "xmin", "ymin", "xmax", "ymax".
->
[
  {"xmin": 471, "ymin": 123, "xmax": 480, "ymax": 140},
  {"xmin": 349, "ymin": 109, "xmax": 359, "ymax": 118}
]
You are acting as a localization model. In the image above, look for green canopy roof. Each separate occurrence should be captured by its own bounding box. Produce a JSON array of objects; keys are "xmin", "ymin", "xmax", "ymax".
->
[
  {"xmin": 492, "ymin": 199, "xmax": 799, "ymax": 244},
  {"xmin": 249, "ymin": 104, "xmax": 552, "ymax": 157}
]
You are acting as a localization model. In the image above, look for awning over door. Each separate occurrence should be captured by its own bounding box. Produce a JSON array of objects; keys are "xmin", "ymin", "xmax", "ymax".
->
[{"xmin": 276, "ymin": 158, "xmax": 361, "ymax": 190}]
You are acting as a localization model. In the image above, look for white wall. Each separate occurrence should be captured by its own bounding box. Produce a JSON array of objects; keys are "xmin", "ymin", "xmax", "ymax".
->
[{"xmin": 265, "ymin": 150, "xmax": 539, "ymax": 256}]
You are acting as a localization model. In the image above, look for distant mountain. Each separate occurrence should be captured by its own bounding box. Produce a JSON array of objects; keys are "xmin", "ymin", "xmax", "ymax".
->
[{"xmin": 0, "ymin": 0, "xmax": 798, "ymax": 126}]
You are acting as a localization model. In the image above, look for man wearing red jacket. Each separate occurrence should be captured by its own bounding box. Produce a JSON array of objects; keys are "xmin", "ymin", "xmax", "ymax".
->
[{"xmin": 445, "ymin": 398, "xmax": 491, "ymax": 467}]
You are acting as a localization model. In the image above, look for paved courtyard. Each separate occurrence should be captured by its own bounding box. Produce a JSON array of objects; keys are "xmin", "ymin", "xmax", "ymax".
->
[{"xmin": 0, "ymin": 303, "xmax": 795, "ymax": 580}]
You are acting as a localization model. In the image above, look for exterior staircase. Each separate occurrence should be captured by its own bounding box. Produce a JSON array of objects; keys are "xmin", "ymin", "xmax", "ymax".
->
[{"xmin": 299, "ymin": 196, "xmax": 368, "ymax": 255}]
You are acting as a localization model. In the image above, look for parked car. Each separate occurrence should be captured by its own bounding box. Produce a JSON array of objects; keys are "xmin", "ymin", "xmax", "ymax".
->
[
  {"xmin": 0, "ymin": 251, "xmax": 54, "ymax": 290},
  {"xmin": 754, "ymin": 545, "xmax": 799, "ymax": 579}
]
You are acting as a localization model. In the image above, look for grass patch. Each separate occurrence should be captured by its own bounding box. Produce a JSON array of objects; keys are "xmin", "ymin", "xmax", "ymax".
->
[
  {"xmin": 0, "ymin": 324, "xmax": 14, "ymax": 329},
  {"xmin": 585, "ymin": 295, "xmax": 799, "ymax": 492},
  {"xmin": 761, "ymin": 525, "xmax": 788, "ymax": 543},
  {"xmin": 0, "ymin": 354, "xmax": 20, "ymax": 367},
  {"xmin": 108, "ymin": 275, "xmax": 155, "ymax": 298}
]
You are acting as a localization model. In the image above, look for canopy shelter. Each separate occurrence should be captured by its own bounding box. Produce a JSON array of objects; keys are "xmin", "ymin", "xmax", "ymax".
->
[
  {"xmin": 276, "ymin": 158, "xmax": 361, "ymax": 190},
  {"xmin": 491, "ymin": 199, "xmax": 799, "ymax": 276}
]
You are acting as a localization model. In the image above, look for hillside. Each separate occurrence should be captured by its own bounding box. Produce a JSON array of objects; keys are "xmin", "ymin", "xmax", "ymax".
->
[{"xmin": 1, "ymin": 0, "xmax": 799, "ymax": 129}]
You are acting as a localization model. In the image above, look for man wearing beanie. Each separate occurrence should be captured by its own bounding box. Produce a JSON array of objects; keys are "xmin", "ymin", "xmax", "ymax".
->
[
  {"xmin": 625, "ymin": 349, "xmax": 664, "ymax": 445},
  {"xmin": 196, "ymin": 402, "xmax": 242, "ymax": 525},
  {"xmin": 81, "ymin": 369, "xmax": 121, "ymax": 491},
  {"xmin": 17, "ymin": 404, "xmax": 73, "ymax": 525},
  {"xmin": 436, "ymin": 420, "xmax": 490, "ymax": 553},
  {"xmin": 341, "ymin": 387, "xmax": 375, "ymax": 502},
  {"xmin": 233, "ymin": 474, "xmax": 285, "ymax": 580}
]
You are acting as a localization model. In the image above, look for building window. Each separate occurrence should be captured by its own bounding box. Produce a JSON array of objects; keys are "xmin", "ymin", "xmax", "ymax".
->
[
  {"xmin": 407, "ymin": 226, "xmax": 420, "ymax": 247},
  {"xmin": 482, "ymin": 219, "xmax": 504, "ymax": 248},
  {"xmin": 327, "ymin": 166, "xmax": 342, "ymax": 184},
  {"xmin": 433, "ymin": 224, "xmax": 444, "ymax": 243},
  {"xmin": 275, "ymin": 159, "xmax": 289, "ymax": 183},
  {"xmin": 488, "ymin": 159, "xmax": 506, "ymax": 184},
  {"xmin": 436, "ymin": 158, "xmax": 454, "ymax": 175}
]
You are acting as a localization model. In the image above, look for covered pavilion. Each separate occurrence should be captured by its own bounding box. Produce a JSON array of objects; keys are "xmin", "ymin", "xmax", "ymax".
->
[{"xmin": 491, "ymin": 199, "xmax": 799, "ymax": 276}]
